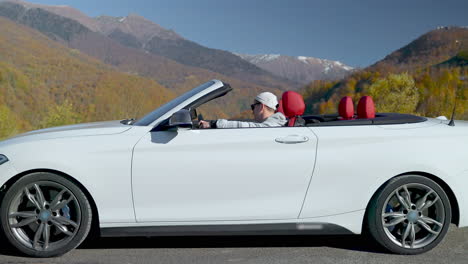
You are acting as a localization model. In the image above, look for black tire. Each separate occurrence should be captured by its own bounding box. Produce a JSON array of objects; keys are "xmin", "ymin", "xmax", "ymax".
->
[
  {"xmin": 366, "ymin": 175, "xmax": 451, "ymax": 254},
  {"xmin": 0, "ymin": 172, "xmax": 92, "ymax": 257}
]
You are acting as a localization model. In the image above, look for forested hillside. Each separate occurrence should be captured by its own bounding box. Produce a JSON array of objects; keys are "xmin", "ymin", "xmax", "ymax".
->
[
  {"xmin": 0, "ymin": 17, "xmax": 174, "ymax": 139},
  {"xmin": 372, "ymin": 27, "xmax": 468, "ymax": 70},
  {"xmin": 0, "ymin": 1, "xmax": 286, "ymax": 121},
  {"xmin": 302, "ymin": 27, "xmax": 468, "ymax": 119}
]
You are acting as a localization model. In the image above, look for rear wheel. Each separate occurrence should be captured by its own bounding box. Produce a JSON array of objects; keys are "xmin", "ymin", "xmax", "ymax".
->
[
  {"xmin": 0, "ymin": 172, "xmax": 92, "ymax": 257},
  {"xmin": 366, "ymin": 175, "xmax": 451, "ymax": 254}
]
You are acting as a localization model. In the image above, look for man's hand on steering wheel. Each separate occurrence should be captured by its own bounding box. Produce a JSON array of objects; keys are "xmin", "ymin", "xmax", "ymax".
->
[{"xmin": 198, "ymin": 120, "xmax": 211, "ymax": 129}]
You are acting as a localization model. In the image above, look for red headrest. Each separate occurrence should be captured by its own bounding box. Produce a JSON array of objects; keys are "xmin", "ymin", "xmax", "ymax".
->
[
  {"xmin": 282, "ymin": 91, "xmax": 305, "ymax": 118},
  {"xmin": 338, "ymin": 96, "xmax": 354, "ymax": 120},
  {"xmin": 276, "ymin": 99, "xmax": 284, "ymax": 114},
  {"xmin": 357, "ymin": 96, "xmax": 376, "ymax": 119}
]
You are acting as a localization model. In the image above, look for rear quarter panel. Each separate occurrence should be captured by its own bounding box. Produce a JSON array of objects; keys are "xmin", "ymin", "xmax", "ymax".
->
[{"xmin": 300, "ymin": 120, "xmax": 468, "ymax": 228}]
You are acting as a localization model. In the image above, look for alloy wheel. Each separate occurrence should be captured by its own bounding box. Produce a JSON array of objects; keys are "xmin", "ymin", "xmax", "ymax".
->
[
  {"xmin": 7, "ymin": 181, "xmax": 81, "ymax": 252},
  {"xmin": 381, "ymin": 183, "xmax": 445, "ymax": 249}
]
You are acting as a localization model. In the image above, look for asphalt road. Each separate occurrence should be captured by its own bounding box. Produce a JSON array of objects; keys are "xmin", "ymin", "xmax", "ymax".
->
[{"xmin": 0, "ymin": 225, "xmax": 466, "ymax": 264}]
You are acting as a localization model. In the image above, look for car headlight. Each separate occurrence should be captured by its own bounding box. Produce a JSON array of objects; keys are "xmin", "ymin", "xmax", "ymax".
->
[{"xmin": 0, "ymin": 154, "xmax": 8, "ymax": 165}]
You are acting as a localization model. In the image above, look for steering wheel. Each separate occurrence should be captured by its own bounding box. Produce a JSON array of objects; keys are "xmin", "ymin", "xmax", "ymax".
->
[{"xmin": 192, "ymin": 113, "xmax": 204, "ymax": 129}]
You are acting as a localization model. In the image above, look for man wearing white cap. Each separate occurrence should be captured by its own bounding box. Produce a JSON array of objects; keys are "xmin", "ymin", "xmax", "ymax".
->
[{"xmin": 199, "ymin": 92, "xmax": 287, "ymax": 128}]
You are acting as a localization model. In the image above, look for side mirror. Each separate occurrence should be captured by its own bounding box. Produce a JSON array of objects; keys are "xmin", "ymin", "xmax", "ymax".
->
[{"xmin": 168, "ymin": 109, "xmax": 193, "ymax": 128}]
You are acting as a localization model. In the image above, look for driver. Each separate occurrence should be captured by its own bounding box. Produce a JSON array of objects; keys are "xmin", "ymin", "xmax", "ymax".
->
[{"xmin": 199, "ymin": 92, "xmax": 287, "ymax": 128}]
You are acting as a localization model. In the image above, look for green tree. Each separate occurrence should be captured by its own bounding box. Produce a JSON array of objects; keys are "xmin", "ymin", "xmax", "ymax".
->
[
  {"xmin": 368, "ymin": 73, "xmax": 419, "ymax": 113},
  {"xmin": 40, "ymin": 100, "xmax": 82, "ymax": 128}
]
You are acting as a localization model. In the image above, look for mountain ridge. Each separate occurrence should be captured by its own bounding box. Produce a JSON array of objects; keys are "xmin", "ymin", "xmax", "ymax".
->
[
  {"xmin": 1, "ymin": 0, "xmax": 102, "ymax": 31},
  {"xmin": 2, "ymin": 0, "xmax": 298, "ymax": 90},
  {"xmin": 237, "ymin": 53, "xmax": 354, "ymax": 84},
  {"xmin": 372, "ymin": 26, "xmax": 468, "ymax": 70}
]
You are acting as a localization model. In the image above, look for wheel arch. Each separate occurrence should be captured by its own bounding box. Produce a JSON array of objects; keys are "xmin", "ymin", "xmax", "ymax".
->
[
  {"xmin": 364, "ymin": 171, "xmax": 460, "ymax": 228},
  {"xmin": 0, "ymin": 168, "xmax": 101, "ymax": 237}
]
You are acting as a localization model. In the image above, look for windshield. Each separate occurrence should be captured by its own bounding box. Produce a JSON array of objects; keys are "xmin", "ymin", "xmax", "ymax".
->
[{"xmin": 133, "ymin": 81, "xmax": 216, "ymax": 126}]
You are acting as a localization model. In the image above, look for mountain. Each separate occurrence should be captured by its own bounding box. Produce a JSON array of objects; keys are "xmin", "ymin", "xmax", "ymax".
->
[
  {"xmin": 236, "ymin": 54, "xmax": 354, "ymax": 84},
  {"xmin": 372, "ymin": 26, "xmax": 468, "ymax": 70},
  {"xmin": 94, "ymin": 14, "xmax": 298, "ymax": 90},
  {"xmin": 0, "ymin": 0, "xmax": 288, "ymax": 118},
  {"xmin": 2, "ymin": 0, "xmax": 101, "ymax": 31},
  {"xmin": 0, "ymin": 1, "xmax": 204, "ymax": 89},
  {"xmin": 8, "ymin": 0, "xmax": 183, "ymax": 43},
  {"xmin": 0, "ymin": 16, "xmax": 175, "ymax": 138},
  {"xmin": 300, "ymin": 26, "xmax": 468, "ymax": 118},
  {"xmin": 0, "ymin": 1, "xmax": 89, "ymax": 42},
  {"xmin": 2, "ymin": 0, "xmax": 298, "ymax": 91}
]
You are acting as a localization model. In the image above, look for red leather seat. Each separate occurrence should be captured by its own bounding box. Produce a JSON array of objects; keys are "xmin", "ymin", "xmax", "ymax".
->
[
  {"xmin": 282, "ymin": 91, "xmax": 305, "ymax": 127},
  {"xmin": 357, "ymin": 96, "xmax": 376, "ymax": 119},
  {"xmin": 338, "ymin": 96, "xmax": 354, "ymax": 120}
]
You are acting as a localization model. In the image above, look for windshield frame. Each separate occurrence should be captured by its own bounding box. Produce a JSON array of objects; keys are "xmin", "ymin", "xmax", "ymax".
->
[{"xmin": 133, "ymin": 80, "xmax": 227, "ymax": 126}]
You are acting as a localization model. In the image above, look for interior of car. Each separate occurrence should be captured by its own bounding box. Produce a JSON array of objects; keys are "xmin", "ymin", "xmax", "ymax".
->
[
  {"xmin": 156, "ymin": 86, "xmax": 427, "ymax": 131},
  {"xmin": 194, "ymin": 91, "xmax": 427, "ymax": 129}
]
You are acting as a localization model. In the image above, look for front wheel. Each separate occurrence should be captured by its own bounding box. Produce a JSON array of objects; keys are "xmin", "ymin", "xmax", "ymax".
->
[
  {"xmin": 0, "ymin": 172, "xmax": 92, "ymax": 257},
  {"xmin": 366, "ymin": 175, "xmax": 451, "ymax": 254}
]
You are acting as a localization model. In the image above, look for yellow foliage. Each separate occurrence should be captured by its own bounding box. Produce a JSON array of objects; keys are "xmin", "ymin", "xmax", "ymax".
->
[
  {"xmin": 368, "ymin": 73, "xmax": 419, "ymax": 113},
  {"xmin": 0, "ymin": 17, "xmax": 176, "ymax": 138},
  {"xmin": 0, "ymin": 105, "xmax": 19, "ymax": 139},
  {"xmin": 301, "ymin": 66, "xmax": 468, "ymax": 118},
  {"xmin": 40, "ymin": 100, "xmax": 82, "ymax": 128}
]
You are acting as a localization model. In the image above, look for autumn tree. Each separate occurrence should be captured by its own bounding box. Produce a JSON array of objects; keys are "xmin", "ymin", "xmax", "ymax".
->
[
  {"xmin": 0, "ymin": 105, "xmax": 18, "ymax": 139},
  {"xmin": 40, "ymin": 100, "xmax": 82, "ymax": 128},
  {"xmin": 368, "ymin": 73, "xmax": 419, "ymax": 113}
]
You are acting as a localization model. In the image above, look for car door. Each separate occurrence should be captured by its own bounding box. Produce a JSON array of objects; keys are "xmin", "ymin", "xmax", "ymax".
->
[{"xmin": 132, "ymin": 126, "xmax": 318, "ymax": 222}]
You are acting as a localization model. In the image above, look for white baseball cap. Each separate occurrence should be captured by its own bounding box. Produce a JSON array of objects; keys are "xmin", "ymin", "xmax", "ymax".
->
[{"xmin": 255, "ymin": 92, "xmax": 279, "ymax": 110}]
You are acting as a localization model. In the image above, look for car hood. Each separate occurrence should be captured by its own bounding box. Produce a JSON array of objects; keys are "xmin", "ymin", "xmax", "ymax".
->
[{"xmin": 0, "ymin": 120, "xmax": 132, "ymax": 146}]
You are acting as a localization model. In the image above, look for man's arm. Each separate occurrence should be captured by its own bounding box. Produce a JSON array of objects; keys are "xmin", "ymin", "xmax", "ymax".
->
[
  {"xmin": 216, "ymin": 119, "xmax": 271, "ymax": 128},
  {"xmin": 199, "ymin": 113, "xmax": 286, "ymax": 129},
  {"xmin": 199, "ymin": 119, "xmax": 266, "ymax": 128}
]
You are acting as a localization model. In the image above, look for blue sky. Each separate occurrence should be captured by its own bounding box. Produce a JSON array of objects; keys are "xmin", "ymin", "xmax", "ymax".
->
[{"xmin": 27, "ymin": 0, "xmax": 468, "ymax": 67}]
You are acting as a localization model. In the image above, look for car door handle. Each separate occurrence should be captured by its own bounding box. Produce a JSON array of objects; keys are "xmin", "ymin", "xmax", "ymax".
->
[{"xmin": 275, "ymin": 135, "xmax": 309, "ymax": 144}]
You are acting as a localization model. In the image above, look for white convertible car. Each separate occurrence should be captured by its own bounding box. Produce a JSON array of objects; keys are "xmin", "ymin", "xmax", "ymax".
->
[{"xmin": 0, "ymin": 80, "xmax": 467, "ymax": 257}]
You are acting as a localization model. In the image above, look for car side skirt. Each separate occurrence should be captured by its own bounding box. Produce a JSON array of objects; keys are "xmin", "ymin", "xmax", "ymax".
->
[{"xmin": 100, "ymin": 223, "xmax": 353, "ymax": 237}]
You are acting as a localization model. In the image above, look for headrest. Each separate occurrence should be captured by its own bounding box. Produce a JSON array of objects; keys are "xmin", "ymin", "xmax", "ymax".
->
[
  {"xmin": 282, "ymin": 91, "xmax": 305, "ymax": 118},
  {"xmin": 357, "ymin": 96, "xmax": 376, "ymax": 119},
  {"xmin": 276, "ymin": 99, "xmax": 284, "ymax": 114},
  {"xmin": 338, "ymin": 96, "xmax": 354, "ymax": 120}
]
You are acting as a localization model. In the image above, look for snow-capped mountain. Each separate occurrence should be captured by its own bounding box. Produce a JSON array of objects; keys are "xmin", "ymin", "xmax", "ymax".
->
[{"xmin": 237, "ymin": 54, "xmax": 354, "ymax": 84}]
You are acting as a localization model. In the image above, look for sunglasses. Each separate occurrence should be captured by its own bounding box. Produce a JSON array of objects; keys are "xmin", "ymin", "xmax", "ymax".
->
[{"xmin": 250, "ymin": 102, "xmax": 261, "ymax": 111}]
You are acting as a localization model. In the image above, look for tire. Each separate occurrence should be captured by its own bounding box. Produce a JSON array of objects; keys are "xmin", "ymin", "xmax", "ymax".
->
[
  {"xmin": 0, "ymin": 172, "xmax": 92, "ymax": 257},
  {"xmin": 366, "ymin": 175, "xmax": 451, "ymax": 254}
]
